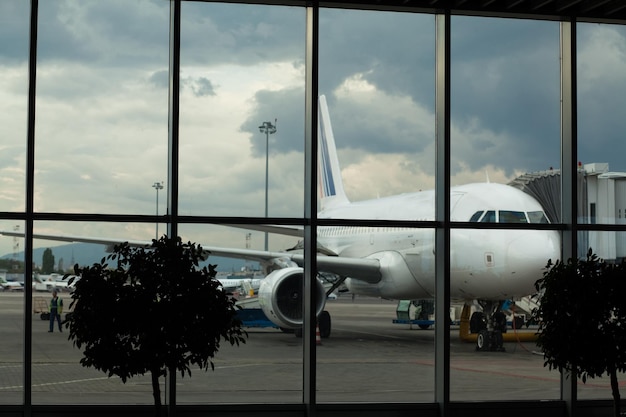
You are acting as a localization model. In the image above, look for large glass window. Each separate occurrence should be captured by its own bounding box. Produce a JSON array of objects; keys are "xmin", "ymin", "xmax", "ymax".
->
[
  {"xmin": 0, "ymin": 1, "xmax": 28, "ymax": 213},
  {"xmin": 0, "ymin": 220, "xmax": 24, "ymax": 405},
  {"xmin": 449, "ymin": 16, "xmax": 561, "ymax": 401},
  {"xmin": 179, "ymin": 2, "xmax": 306, "ymax": 220},
  {"xmin": 4, "ymin": 1, "xmax": 626, "ymax": 415},
  {"xmin": 576, "ymin": 25, "xmax": 626, "ymax": 403},
  {"xmin": 175, "ymin": 224, "xmax": 303, "ymax": 403},
  {"xmin": 34, "ymin": 0, "xmax": 169, "ymax": 216},
  {"xmin": 31, "ymin": 0, "xmax": 169, "ymax": 404},
  {"xmin": 578, "ymin": 23, "xmax": 626, "ymax": 229},
  {"xmin": 30, "ymin": 221, "xmax": 159, "ymax": 405},
  {"xmin": 317, "ymin": 8, "xmax": 436, "ymax": 402},
  {"xmin": 0, "ymin": 0, "xmax": 29, "ymax": 404}
]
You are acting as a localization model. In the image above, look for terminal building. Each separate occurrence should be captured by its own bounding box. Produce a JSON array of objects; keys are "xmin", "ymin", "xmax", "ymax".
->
[{"xmin": 512, "ymin": 162, "xmax": 626, "ymax": 262}]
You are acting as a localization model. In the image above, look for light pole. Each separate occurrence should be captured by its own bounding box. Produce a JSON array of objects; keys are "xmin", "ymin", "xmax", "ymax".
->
[
  {"xmin": 259, "ymin": 119, "xmax": 277, "ymax": 251},
  {"xmin": 152, "ymin": 181, "xmax": 163, "ymax": 240}
]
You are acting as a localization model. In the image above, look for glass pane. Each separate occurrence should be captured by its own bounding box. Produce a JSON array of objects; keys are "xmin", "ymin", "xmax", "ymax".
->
[
  {"xmin": 450, "ymin": 17, "xmax": 561, "ymax": 401},
  {"xmin": 0, "ymin": 0, "xmax": 29, "ymax": 404},
  {"xmin": 175, "ymin": 224, "xmax": 303, "ymax": 403},
  {"xmin": 0, "ymin": 1, "xmax": 28, "ymax": 213},
  {"xmin": 317, "ymin": 8, "xmax": 436, "ymax": 402},
  {"xmin": 0, "ymin": 220, "xmax": 24, "ymax": 404},
  {"xmin": 575, "ymin": 231, "xmax": 626, "ymax": 401},
  {"xmin": 449, "ymin": 228, "xmax": 560, "ymax": 400},
  {"xmin": 31, "ymin": 220, "xmax": 159, "ymax": 405},
  {"xmin": 34, "ymin": 0, "xmax": 169, "ymax": 215},
  {"xmin": 578, "ymin": 23, "xmax": 626, "ymax": 227},
  {"xmin": 316, "ymin": 227, "xmax": 436, "ymax": 402},
  {"xmin": 451, "ymin": 17, "xmax": 561, "ymax": 222},
  {"xmin": 318, "ymin": 9, "xmax": 436, "ymax": 211},
  {"xmin": 178, "ymin": 2, "xmax": 305, "ymax": 218}
]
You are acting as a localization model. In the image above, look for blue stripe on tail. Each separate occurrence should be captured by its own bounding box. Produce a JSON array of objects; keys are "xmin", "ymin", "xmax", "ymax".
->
[{"xmin": 319, "ymin": 115, "xmax": 336, "ymax": 198}]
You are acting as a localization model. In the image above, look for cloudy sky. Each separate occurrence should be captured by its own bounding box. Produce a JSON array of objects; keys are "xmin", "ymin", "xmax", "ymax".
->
[{"xmin": 1, "ymin": 0, "xmax": 625, "ymax": 259}]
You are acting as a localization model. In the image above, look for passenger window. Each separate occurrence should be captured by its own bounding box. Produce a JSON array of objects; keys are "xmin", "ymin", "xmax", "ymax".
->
[
  {"xmin": 499, "ymin": 210, "xmax": 528, "ymax": 223},
  {"xmin": 480, "ymin": 210, "xmax": 496, "ymax": 223},
  {"xmin": 469, "ymin": 211, "xmax": 484, "ymax": 222},
  {"xmin": 527, "ymin": 211, "xmax": 549, "ymax": 224}
]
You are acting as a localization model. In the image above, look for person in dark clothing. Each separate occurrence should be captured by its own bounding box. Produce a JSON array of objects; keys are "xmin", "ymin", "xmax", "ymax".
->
[{"xmin": 48, "ymin": 290, "xmax": 63, "ymax": 333}]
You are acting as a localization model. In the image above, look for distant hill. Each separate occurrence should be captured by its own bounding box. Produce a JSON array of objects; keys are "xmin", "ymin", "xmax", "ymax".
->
[{"xmin": 2, "ymin": 242, "xmax": 254, "ymax": 273}]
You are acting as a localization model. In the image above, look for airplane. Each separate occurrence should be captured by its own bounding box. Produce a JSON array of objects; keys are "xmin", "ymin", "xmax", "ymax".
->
[
  {"xmin": 0, "ymin": 95, "xmax": 560, "ymax": 351},
  {"xmin": 217, "ymin": 276, "xmax": 262, "ymax": 296},
  {"xmin": 0, "ymin": 276, "xmax": 23, "ymax": 291},
  {"xmin": 32, "ymin": 273, "xmax": 75, "ymax": 292}
]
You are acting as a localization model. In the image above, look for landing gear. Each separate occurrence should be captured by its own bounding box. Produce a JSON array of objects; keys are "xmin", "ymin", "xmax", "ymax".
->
[
  {"xmin": 294, "ymin": 310, "xmax": 331, "ymax": 339},
  {"xmin": 318, "ymin": 310, "xmax": 331, "ymax": 338},
  {"xmin": 472, "ymin": 301, "xmax": 506, "ymax": 352},
  {"xmin": 476, "ymin": 328, "xmax": 504, "ymax": 352}
]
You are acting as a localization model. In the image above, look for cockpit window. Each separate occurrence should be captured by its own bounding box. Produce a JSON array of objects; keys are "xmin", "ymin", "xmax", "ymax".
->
[
  {"xmin": 470, "ymin": 209, "xmax": 550, "ymax": 224},
  {"xmin": 480, "ymin": 210, "xmax": 496, "ymax": 223},
  {"xmin": 469, "ymin": 211, "xmax": 484, "ymax": 222},
  {"xmin": 499, "ymin": 211, "xmax": 528, "ymax": 223},
  {"xmin": 528, "ymin": 211, "xmax": 549, "ymax": 224}
]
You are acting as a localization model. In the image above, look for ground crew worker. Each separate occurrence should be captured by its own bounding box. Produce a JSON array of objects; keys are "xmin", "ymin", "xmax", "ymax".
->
[{"xmin": 48, "ymin": 290, "xmax": 63, "ymax": 333}]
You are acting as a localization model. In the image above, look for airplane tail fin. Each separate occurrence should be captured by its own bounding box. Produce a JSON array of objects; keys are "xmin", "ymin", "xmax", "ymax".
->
[{"xmin": 318, "ymin": 95, "xmax": 350, "ymax": 210}]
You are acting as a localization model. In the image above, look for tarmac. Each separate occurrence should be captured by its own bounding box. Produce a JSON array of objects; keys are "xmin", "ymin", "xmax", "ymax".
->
[{"xmin": 0, "ymin": 291, "xmax": 617, "ymax": 405}]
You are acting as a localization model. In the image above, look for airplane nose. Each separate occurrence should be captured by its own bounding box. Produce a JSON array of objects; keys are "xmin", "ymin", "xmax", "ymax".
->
[{"xmin": 505, "ymin": 230, "xmax": 560, "ymax": 292}]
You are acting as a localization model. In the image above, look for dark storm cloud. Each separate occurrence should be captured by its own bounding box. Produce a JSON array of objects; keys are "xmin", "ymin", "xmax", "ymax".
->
[
  {"xmin": 0, "ymin": 2, "xmax": 30, "ymax": 63},
  {"xmin": 450, "ymin": 17, "xmax": 562, "ymax": 175},
  {"xmin": 241, "ymin": 88, "xmax": 305, "ymax": 158},
  {"xmin": 7, "ymin": 1, "xmax": 626, "ymax": 178},
  {"xmin": 318, "ymin": 9, "xmax": 435, "ymax": 112},
  {"xmin": 191, "ymin": 77, "xmax": 216, "ymax": 97},
  {"xmin": 575, "ymin": 24, "xmax": 626, "ymax": 173},
  {"xmin": 10, "ymin": 1, "xmax": 170, "ymax": 67},
  {"xmin": 148, "ymin": 70, "xmax": 169, "ymax": 89},
  {"xmin": 239, "ymin": 9, "xmax": 439, "ymax": 158},
  {"xmin": 181, "ymin": 3, "xmax": 306, "ymax": 67}
]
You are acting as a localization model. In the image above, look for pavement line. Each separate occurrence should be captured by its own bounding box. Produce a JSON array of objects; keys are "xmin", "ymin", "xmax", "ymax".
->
[{"xmin": 0, "ymin": 376, "xmax": 110, "ymax": 391}]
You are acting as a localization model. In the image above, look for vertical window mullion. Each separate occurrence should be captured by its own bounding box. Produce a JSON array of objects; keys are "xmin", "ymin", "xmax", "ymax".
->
[
  {"xmin": 303, "ymin": 2, "xmax": 319, "ymax": 411},
  {"xmin": 166, "ymin": 0, "xmax": 181, "ymax": 412},
  {"xmin": 435, "ymin": 10, "xmax": 451, "ymax": 413},
  {"xmin": 24, "ymin": 0, "xmax": 39, "ymax": 412},
  {"xmin": 559, "ymin": 18, "xmax": 578, "ymax": 413}
]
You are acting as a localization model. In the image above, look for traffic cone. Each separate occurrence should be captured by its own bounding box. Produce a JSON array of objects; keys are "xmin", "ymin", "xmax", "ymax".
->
[{"xmin": 315, "ymin": 324, "xmax": 322, "ymax": 345}]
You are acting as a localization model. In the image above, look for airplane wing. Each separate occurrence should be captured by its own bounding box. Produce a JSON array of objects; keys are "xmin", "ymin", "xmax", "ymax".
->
[
  {"xmin": 230, "ymin": 224, "xmax": 304, "ymax": 238},
  {"xmin": 0, "ymin": 230, "xmax": 382, "ymax": 284}
]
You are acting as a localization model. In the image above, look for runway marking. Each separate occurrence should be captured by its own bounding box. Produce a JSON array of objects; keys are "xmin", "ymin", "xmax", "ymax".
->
[
  {"xmin": 0, "ymin": 376, "xmax": 110, "ymax": 391},
  {"xmin": 412, "ymin": 359, "xmax": 626, "ymax": 389},
  {"xmin": 214, "ymin": 364, "xmax": 267, "ymax": 370},
  {"xmin": 333, "ymin": 327, "xmax": 405, "ymax": 339}
]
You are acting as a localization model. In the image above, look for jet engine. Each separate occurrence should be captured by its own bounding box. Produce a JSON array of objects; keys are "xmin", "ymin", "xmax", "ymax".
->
[{"xmin": 258, "ymin": 267, "xmax": 327, "ymax": 330}]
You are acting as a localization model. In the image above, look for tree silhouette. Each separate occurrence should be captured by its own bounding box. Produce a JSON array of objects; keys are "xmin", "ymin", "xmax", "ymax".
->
[
  {"xmin": 65, "ymin": 236, "xmax": 246, "ymax": 416},
  {"xmin": 42, "ymin": 248, "xmax": 55, "ymax": 274},
  {"xmin": 534, "ymin": 249, "xmax": 626, "ymax": 417}
]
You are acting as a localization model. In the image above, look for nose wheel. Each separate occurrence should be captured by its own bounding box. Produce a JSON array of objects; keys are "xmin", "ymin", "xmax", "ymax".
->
[
  {"xmin": 476, "ymin": 329, "xmax": 505, "ymax": 352},
  {"xmin": 472, "ymin": 301, "xmax": 507, "ymax": 352}
]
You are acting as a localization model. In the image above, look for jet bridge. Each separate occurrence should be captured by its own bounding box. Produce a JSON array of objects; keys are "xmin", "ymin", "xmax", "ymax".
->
[{"xmin": 508, "ymin": 163, "xmax": 626, "ymax": 261}]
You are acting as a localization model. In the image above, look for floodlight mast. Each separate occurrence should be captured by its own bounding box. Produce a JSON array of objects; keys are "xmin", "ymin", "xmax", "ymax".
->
[
  {"xmin": 259, "ymin": 119, "xmax": 277, "ymax": 251},
  {"xmin": 152, "ymin": 181, "xmax": 164, "ymax": 240}
]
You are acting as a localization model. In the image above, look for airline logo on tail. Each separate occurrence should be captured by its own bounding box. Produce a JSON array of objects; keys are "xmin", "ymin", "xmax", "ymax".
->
[
  {"xmin": 319, "ymin": 114, "xmax": 337, "ymax": 199},
  {"xmin": 318, "ymin": 95, "xmax": 349, "ymax": 210}
]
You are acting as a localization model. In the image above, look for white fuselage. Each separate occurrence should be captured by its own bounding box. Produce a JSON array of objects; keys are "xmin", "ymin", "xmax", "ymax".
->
[{"xmin": 317, "ymin": 183, "xmax": 560, "ymax": 301}]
